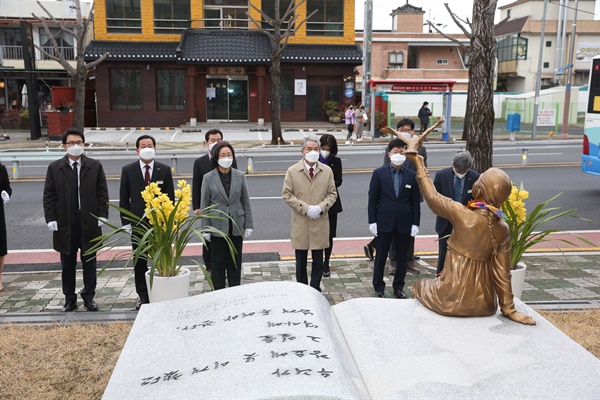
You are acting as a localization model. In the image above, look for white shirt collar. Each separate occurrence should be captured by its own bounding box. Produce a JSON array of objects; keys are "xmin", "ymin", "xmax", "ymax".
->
[
  {"xmin": 303, "ymin": 159, "xmax": 318, "ymax": 173},
  {"xmin": 139, "ymin": 159, "xmax": 155, "ymax": 172}
]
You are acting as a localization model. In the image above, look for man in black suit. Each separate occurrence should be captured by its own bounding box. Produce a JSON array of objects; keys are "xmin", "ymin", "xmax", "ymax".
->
[
  {"xmin": 368, "ymin": 138, "xmax": 420, "ymax": 299},
  {"xmin": 43, "ymin": 128, "xmax": 109, "ymax": 312},
  {"xmin": 120, "ymin": 134, "xmax": 174, "ymax": 310},
  {"xmin": 192, "ymin": 129, "xmax": 237, "ymax": 272},
  {"xmin": 433, "ymin": 151, "xmax": 480, "ymax": 275}
]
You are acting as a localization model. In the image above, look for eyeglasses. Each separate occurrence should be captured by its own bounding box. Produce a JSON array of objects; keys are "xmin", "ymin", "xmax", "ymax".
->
[{"xmin": 66, "ymin": 141, "xmax": 84, "ymax": 146}]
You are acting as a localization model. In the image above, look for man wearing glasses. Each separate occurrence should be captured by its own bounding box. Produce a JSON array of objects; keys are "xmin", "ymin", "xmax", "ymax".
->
[{"xmin": 43, "ymin": 128, "xmax": 109, "ymax": 312}]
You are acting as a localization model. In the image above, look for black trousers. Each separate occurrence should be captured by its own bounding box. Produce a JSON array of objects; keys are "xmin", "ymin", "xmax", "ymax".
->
[
  {"xmin": 295, "ymin": 249, "xmax": 323, "ymax": 291},
  {"xmin": 202, "ymin": 241, "xmax": 212, "ymax": 270},
  {"xmin": 60, "ymin": 212, "xmax": 96, "ymax": 302},
  {"xmin": 323, "ymin": 212, "xmax": 337, "ymax": 273},
  {"xmin": 437, "ymin": 226, "xmax": 453, "ymax": 274},
  {"xmin": 211, "ymin": 235, "xmax": 243, "ymax": 290},
  {"xmin": 131, "ymin": 228, "xmax": 149, "ymax": 299},
  {"xmin": 372, "ymin": 231, "xmax": 409, "ymax": 293}
]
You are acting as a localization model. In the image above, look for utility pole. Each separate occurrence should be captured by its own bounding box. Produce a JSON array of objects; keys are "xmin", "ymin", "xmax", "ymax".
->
[
  {"xmin": 532, "ymin": 0, "xmax": 549, "ymax": 140},
  {"xmin": 362, "ymin": 0, "xmax": 374, "ymax": 137},
  {"xmin": 561, "ymin": 0, "xmax": 579, "ymax": 137},
  {"xmin": 553, "ymin": 0, "xmax": 564, "ymax": 82}
]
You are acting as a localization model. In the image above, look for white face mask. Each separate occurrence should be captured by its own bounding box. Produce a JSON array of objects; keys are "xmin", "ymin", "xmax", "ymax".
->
[
  {"xmin": 66, "ymin": 145, "xmax": 84, "ymax": 157},
  {"xmin": 208, "ymin": 142, "xmax": 217, "ymax": 154},
  {"xmin": 390, "ymin": 153, "xmax": 406, "ymax": 166},
  {"xmin": 305, "ymin": 150, "xmax": 320, "ymax": 164},
  {"xmin": 139, "ymin": 147, "xmax": 155, "ymax": 161},
  {"xmin": 218, "ymin": 157, "xmax": 233, "ymax": 169},
  {"xmin": 454, "ymin": 169, "xmax": 467, "ymax": 179},
  {"xmin": 320, "ymin": 150, "xmax": 330, "ymax": 159}
]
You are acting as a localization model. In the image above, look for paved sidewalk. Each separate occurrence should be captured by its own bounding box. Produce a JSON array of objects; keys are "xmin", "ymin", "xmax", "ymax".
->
[{"xmin": 1, "ymin": 252, "xmax": 599, "ymax": 324}]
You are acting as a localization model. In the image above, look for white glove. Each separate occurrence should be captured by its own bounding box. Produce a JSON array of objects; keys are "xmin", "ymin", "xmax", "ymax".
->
[
  {"xmin": 306, "ymin": 205, "xmax": 322, "ymax": 219},
  {"xmin": 410, "ymin": 225, "xmax": 419, "ymax": 237},
  {"xmin": 202, "ymin": 232, "xmax": 211, "ymax": 242},
  {"xmin": 244, "ymin": 228, "xmax": 253, "ymax": 238},
  {"xmin": 98, "ymin": 217, "xmax": 108, "ymax": 227},
  {"xmin": 122, "ymin": 224, "xmax": 132, "ymax": 235},
  {"xmin": 47, "ymin": 221, "xmax": 58, "ymax": 232},
  {"xmin": 1, "ymin": 190, "xmax": 9, "ymax": 204},
  {"xmin": 369, "ymin": 223, "xmax": 377, "ymax": 236}
]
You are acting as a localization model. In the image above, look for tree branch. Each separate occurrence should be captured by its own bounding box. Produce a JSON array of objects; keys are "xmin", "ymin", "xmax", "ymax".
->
[
  {"xmin": 86, "ymin": 52, "xmax": 110, "ymax": 70},
  {"xmin": 33, "ymin": 43, "xmax": 77, "ymax": 76},
  {"xmin": 426, "ymin": 20, "xmax": 467, "ymax": 50},
  {"xmin": 444, "ymin": 3, "xmax": 471, "ymax": 38}
]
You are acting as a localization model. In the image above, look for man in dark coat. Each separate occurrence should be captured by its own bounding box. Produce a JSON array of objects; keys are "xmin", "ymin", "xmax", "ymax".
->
[
  {"xmin": 192, "ymin": 129, "xmax": 237, "ymax": 272},
  {"xmin": 433, "ymin": 151, "xmax": 480, "ymax": 274},
  {"xmin": 43, "ymin": 128, "xmax": 109, "ymax": 312},
  {"xmin": 120, "ymin": 134, "xmax": 174, "ymax": 310},
  {"xmin": 368, "ymin": 138, "xmax": 420, "ymax": 299}
]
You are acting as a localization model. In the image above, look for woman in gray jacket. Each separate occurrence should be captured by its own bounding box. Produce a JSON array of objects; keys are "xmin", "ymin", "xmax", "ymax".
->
[{"xmin": 201, "ymin": 141, "xmax": 253, "ymax": 290}]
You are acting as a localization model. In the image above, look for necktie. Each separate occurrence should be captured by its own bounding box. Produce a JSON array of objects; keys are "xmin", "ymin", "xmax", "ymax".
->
[
  {"xmin": 393, "ymin": 169, "xmax": 400, "ymax": 197},
  {"xmin": 144, "ymin": 165, "xmax": 151, "ymax": 185},
  {"xmin": 309, "ymin": 167, "xmax": 314, "ymax": 179},
  {"xmin": 454, "ymin": 177, "xmax": 462, "ymax": 202},
  {"xmin": 72, "ymin": 161, "xmax": 79, "ymax": 211}
]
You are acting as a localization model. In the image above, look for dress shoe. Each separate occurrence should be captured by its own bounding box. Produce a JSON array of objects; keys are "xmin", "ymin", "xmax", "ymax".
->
[
  {"xmin": 363, "ymin": 244, "xmax": 374, "ymax": 261},
  {"xmin": 376, "ymin": 291, "xmax": 385, "ymax": 298},
  {"xmin": 323, "ymin": 271, "xmax": 331, "ymax": 277},
  {"xmin": 83, "ymin": 299, "xmax": 98, "ymax": 312},
  {"xmin": 134, "ymin": 296, "xmax": 150, "ymax": 311},
  {"xmin": 411, "ymin": 255, "xmax": 421, "ymax": 261},
  {"xmin": 394, "ymin": 290, "xmax": 407, "ymax": 299},
  {"xmin": 388, "ymin": 265, "xmax": 396, "ymax": 275},
  {"xmin": 62, "ymin": 300, "xmax": 78, "ymax": 312},
  {"xmin": 407, "ymin": 263, "xmax": 420, "ymax": 274}
]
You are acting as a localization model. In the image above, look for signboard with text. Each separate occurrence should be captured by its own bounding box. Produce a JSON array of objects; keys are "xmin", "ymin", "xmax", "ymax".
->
[{"xmin": 536, "ymin": 109, "xmax": 556, "ymax": 126}]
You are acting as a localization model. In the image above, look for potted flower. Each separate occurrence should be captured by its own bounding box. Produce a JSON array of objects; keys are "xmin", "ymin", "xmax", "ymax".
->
[
  {"xmin": 87, "ymin": 180, "xmax": 235, "ymax": 303},
  {"xmin": 501, "ymin": 182, "xmax": 594, "ymax": 298}
]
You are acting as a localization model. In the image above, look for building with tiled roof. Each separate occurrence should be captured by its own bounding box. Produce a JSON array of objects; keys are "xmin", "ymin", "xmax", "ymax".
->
[{"xmin": 85, "ymin": 0, "xmax": 362, "ymax": 126}]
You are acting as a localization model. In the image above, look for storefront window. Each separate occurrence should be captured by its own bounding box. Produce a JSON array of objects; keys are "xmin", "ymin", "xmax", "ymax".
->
[
  {"xmin": 306, "ymin": 0, "xmax": 343, "ymax": 37},
  {"xmin": 110, "ymin": 69, "xmax": 142, "ymax": 110},
  {"xmin": 281, "ymin": 70, "xmax": 293, "ymax": 111},
  {"xmin": 106, "ymin": 0, "xmax": 142, "ymax": 34},
  {"xmin": 157, "ymin": 69, "xmax": 185, "ymax": 111},
  {"xmin": 154, "ymin": 0, "xmax": 191, "ymax": 34},
  {"xmin": 497, "ymin": 34, "xmax": 528, "ymax": 62}
]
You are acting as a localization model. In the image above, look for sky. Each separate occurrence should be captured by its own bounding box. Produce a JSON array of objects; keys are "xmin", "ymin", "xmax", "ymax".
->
[{"xmin": 355, "ymin": 0, "xmax": 517, "ymax": 32}]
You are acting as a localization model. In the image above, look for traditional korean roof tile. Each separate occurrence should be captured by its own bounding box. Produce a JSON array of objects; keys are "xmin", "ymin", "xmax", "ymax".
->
[
  {"xmin": 85, "ymin": 30, "xmax": 363, "ymax": 65},
  {"xmin": 84, "ymin": 41, "xmax": 179, "ymax": 61}
]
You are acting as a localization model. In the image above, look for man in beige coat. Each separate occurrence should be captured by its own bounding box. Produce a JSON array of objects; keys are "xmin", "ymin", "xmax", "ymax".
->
[{"xmin": 282, "ymin": 136, "xmax": 337, "ymax": 291}]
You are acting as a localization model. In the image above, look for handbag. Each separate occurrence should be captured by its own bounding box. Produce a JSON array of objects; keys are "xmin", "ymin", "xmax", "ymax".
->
[{"xmin": 362, "ymin": 114, "xmax": 368, "ymax": 123}]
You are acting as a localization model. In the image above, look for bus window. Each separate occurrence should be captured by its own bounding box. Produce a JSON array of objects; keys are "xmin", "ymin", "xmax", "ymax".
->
[{"xmin": 583, "ymin": 56, "xmax": 600, "ymax": 176}]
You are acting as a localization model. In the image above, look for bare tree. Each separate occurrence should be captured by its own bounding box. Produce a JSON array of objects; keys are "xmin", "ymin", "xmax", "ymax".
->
[
  {"xmin": 33, "ymin": 0, "xmax": 108, "ymax": 130},
  {"xmin": 426, "ymin": 2, "xmax": 508, "ymax": 172},
  {"xmin": 247, "ymin": 0, "xmax": 317, "ymax": 145}
]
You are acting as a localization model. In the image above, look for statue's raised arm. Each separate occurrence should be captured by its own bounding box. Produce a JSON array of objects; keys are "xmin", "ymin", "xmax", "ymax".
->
[{"xmin": 380, "ymin": 120, "xmax": 444, "ymax": 154}]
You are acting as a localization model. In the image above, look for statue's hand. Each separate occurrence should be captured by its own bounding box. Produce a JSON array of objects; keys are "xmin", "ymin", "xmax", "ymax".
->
[
  {"xmin": 506, "ymin": 311, "xmax": 536, "ymax": 325},
  {"xmin": 381, "ymin": 120, "xmax": 444, "ymax": 154}
]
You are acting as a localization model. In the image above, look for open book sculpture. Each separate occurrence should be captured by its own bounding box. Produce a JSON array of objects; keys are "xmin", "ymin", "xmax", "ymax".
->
[{"xmin": 103, "ymin": 282, "xmax": 599, "ymax": 399}]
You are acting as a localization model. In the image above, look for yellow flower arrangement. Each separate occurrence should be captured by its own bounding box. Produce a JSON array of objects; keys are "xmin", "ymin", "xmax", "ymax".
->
[
  {"xmin": 501, "ymin": 182, "xmax": 593, "ymax": 269},
  {"xmin": 87, "ymin": 180, "xmax": 235, "ymax": 289}
]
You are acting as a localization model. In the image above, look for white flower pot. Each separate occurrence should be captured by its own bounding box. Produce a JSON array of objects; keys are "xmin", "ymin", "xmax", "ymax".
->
[
  {"xmin": 145, "ymin": 267, "xmax": 191, "ymax": 303},
  {"xmin": 510, "ymin": 261, "xmax": 527, "ymax": 300}
]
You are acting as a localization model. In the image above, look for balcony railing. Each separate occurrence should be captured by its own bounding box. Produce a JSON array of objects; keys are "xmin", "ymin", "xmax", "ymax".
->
[{"xmin": 0, "ymin": 45, "xmax": 75, "ymax": 61}]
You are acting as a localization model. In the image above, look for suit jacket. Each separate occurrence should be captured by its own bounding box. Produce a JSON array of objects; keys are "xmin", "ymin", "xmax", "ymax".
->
[
  {"xmin": 327, "ymin": 156, "xmax": 343, "ymax": 214},
  {"xmin": 43, "ymin": 155, "xmax": 109, "ymax": 254},
  {"xmin": 192, "ymin": 153, "xmax": 237, "ymax": 210},
  {"xmin": 433, "ymin": 167, "xmax": 480, "ymax": 234},
  {"xmin": 282, "ymin": 160, "xmax": 337, "ymax": 250},
  {"xmin": 368, "ymin": 164, "xmax": 420, "ymax": 235},
  {"xmin": 200, "ymin": 168, "xmax": 253, "ymax": 237},
  {"xmin": 119, "ymin": 160, "xmax": 175, "ymax": 225}
]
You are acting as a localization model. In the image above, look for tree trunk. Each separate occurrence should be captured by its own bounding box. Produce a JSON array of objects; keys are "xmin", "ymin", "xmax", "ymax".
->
[
  {"xmin": 464, "ymin": 0, "xmax": 497, "ymax": 173},
  {"xmin": 270, "ymin": 55, "xmax": 285, "ymax": 145},
  {"xmin": 73, "ymin": 71, "xmax": 86, "ymax": 131}
]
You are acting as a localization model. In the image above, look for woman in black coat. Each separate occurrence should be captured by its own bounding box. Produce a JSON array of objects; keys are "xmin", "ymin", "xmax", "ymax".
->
[
  {"xmin": 319, "ymin": 134, "xmax": 343, "ymax": 277},
  {"xmin": 0, "ymin": 163, "xmax": 12, "ymax": 291}
]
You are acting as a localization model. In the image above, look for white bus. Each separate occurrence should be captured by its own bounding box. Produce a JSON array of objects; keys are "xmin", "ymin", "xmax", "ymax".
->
[{"xmin": 582, "ymin": 55, "xmax": 600, "ymax": 176}]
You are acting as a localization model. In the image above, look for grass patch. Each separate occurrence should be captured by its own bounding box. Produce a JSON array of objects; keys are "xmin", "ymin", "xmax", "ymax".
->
[{"xmin": 0, "ymin": 310, "xmax": 598, "ymax": 398}]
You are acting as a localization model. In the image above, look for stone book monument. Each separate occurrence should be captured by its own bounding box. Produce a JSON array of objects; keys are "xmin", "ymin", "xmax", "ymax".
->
[{"xmin": 103, "ymin": 281, "xmax": 599, "ymax": 399}]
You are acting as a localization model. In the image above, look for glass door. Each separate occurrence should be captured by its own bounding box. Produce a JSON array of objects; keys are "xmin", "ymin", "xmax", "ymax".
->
[{"xmin": 206, "ymin": 76, "xmax": 248, "ymax": 121}]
